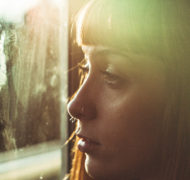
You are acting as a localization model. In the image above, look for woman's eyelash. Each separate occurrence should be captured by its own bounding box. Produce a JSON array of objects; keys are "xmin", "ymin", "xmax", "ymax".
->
[
  {"xmin": 78, "ymin": 64, "xmax": 89, "ymax": 72},
  {"xmin": 101, "ymin": 71, "xmax": 119, "ymax": 80},
  {"xmin": 78, "ymin": 60, "xmax": 89, "ymax": 74},
  {"xmin": 78, "ymin": 59, "xmax": 125, "ymax": 88}
]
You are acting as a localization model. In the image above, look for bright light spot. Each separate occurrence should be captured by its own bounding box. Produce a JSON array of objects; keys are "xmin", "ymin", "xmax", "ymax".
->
[
  {"xmin": 48, "ymin": 0, "xmax": 62, "ymax": 6},
  {"xmin": 0, "ymin": 32, "xmax": 7, "ymax": 90},
  {"xmin": 0, "ymin": 0, "xmax": 39, "ymax": 23}
]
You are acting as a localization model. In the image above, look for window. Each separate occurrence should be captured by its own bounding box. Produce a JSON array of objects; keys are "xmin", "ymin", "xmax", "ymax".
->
[{"xmin": 0, "ymin": 0, "xmax": 69, "ymax": 179}]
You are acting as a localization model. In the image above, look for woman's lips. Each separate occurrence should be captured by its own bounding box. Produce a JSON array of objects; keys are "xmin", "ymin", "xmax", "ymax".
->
[{"xmin": 77, "ymin": 134, "xmax": 100, "ymax": 153}]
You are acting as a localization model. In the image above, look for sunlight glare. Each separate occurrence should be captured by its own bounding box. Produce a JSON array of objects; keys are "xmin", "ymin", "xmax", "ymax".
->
[{"xmin": 0, "ymin": 0, "xmax": 39, "ymax": 23}]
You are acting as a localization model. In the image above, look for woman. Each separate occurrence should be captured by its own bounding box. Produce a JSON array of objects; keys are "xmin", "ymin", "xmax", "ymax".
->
[{"xmin": 67, "ymin": 0, "xmax": 190, "ymax": 179}]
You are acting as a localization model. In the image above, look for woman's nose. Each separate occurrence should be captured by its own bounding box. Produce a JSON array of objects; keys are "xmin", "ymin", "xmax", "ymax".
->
[{"xmin": 67, "ymin": 79, "xmax": 97, "ymax": 121}]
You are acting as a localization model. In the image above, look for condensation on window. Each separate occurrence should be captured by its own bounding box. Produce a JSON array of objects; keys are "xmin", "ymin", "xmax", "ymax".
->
[
  {"xmin": 0, "ymin": 1, "xmax": 69, "ymax": 179},
  {"xmin": 0, "ymin": 0, "xmax": 63, "ymax": 152}
]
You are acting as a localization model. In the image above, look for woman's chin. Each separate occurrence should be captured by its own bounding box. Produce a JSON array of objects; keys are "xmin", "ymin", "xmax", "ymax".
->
[
  {"xmin": 84, "ymin": 154, "xmax": 110, "ymax": 180},
  {"xmin": 84, "ymin": 154, "xmax": 131, "ymax": 180}
]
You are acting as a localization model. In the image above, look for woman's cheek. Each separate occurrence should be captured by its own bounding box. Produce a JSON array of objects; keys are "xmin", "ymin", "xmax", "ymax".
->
[{"xmin": 99, "ymin": 84, "xmax": 164, "ymax": 152}]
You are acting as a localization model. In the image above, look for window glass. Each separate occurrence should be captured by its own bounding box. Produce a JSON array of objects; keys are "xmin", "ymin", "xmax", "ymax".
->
[{"xmin": 0, "ymin": 0, "xmax": 68, "ymax": 179}]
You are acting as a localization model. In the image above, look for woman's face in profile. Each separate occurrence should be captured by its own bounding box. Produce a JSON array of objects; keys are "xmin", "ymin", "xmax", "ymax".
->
[{"xmin": 68, "ymin": 45, "xmax": 167, "ymax": 179}]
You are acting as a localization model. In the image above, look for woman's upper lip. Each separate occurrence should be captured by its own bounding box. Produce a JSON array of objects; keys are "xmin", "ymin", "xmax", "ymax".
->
[{"xmin": 76, "ymin": 133, "xmax": 100, "ymax": 145}]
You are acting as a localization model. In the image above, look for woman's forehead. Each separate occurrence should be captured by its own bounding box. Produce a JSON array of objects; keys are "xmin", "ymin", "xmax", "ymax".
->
[
  {"xmin": 82, "ymin": 45, "xmax": 157, "ymax": 62},
  {"xmin": 82, "ymin": 45, "xmax": 129, "ymax": 58},
  {"xmin": 82, "ymin": 45, "xmax": 131, "ymax": 64},
  {"xmin": 81, "ymin": 45, "xmax": 165, "ymax": 73},
  {"xmin": 81, "ymin": 45, "xmax": 133, "ymax": 71}
]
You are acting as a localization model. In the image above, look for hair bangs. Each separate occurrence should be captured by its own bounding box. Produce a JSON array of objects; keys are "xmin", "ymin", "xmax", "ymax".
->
[
  {"xmin": 77, "ymin": 0, "xmax": 167, "ymax": 56},
  {"xmin": 77, "ymin": 0, "xmax": 190, "ymax": 60}
]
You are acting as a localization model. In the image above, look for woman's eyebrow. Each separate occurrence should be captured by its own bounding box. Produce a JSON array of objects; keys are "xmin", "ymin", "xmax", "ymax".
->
[
  {"xmin": 82, "ymin": 46, "xmax": 125, "ymax": 56},
  {"xmin": 90, "ymin": 48, "xmax": 134, "ymax": 66},
  {"xmin": 91, "ymin": 48, "xmax": 128, "ymax": 58},
  {"xmin": 82, "ymin": 46, "xmax": 134, "ymax": 67}
]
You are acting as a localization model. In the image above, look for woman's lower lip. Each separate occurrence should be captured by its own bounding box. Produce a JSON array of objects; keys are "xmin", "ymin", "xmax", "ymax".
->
[{"xmin": 77, "ymin": 138, "xmax": 100, "ymax": 153}]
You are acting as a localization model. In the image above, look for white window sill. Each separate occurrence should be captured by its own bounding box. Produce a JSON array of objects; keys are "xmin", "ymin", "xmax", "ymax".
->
[{"xmin": 0, "ymin": 141, "xmax": 63, "ymax": 180}]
